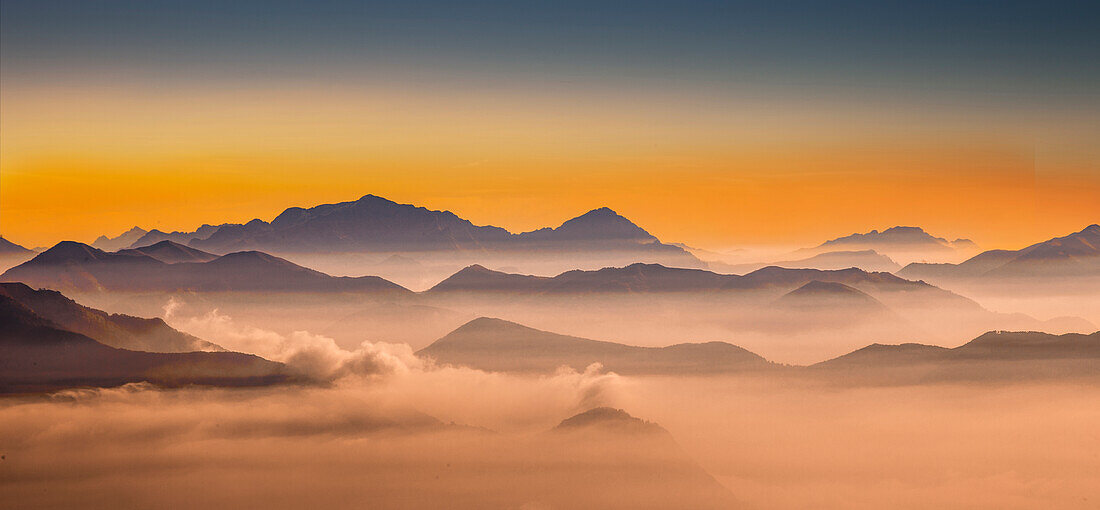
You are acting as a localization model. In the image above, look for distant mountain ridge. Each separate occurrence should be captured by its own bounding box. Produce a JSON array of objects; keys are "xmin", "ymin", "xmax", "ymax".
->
[
  {"xmin": 1, "ymin": 241, "xmax": 411, "ymax": 294},
  {"xmin": 819, "ymin": 226, "xmax": 971, "ymax": 249},
  {"xmin": 92, "ymin": 226, "xmax": 148, "ymax": 251},
  {"xmin": 899, "ymin": 224, "xmax": 1100, "ymax": 280},
  {"xmin": 789, "ymin": 226, "xmax": 978, "ymax": 265}
]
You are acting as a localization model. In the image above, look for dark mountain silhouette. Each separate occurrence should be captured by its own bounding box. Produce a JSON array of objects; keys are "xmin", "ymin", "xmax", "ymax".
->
[
  {"xmin": 428, "ymin": 264, "xmax": 551, "ymax": 293},
  {"xmin": 516, "ymin": 206, "xmax": 655, "ymax": 243},
  {"xmin": 0, "ymin": 294, "xmax": 290, "ymax": 394},
  {"xmin": 900, "ymin": 224, "xmax": 1100, "ymax": 280},
  {"xmin": 1, "ymin": 241, "xmax": 411, "ymax": 294},
  {"xmin": 554, "ymin": 407, "xmax": 667, "ymax": 435},
  {"xmin": 119, "ymin": 240, "xmax": 219, "ymax": 263},
  {"xmin": 0, "ymin": 236, "xmax": 33, "ymax": 255},
  {"xmin": 128, "ymin": 224, "xmax": 221, "ymax": 249},
  {"xmin": 0, "ymin": 282, "xmax": 218, "ymax": 352},
  {"xmin": 91, "ymin": 226, "xmax": 148, "ymax": 251},
  {"xmin": 186, "ymin": 194, "xmax": 701, "ymax": 265},
  {"xmin": 418, "ymin": 317, "xmax": 771, "ymax": 374}
]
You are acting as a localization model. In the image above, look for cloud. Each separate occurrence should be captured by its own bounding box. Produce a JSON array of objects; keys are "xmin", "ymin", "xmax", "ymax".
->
[{"xmin": 164, "ymin": 301, "xmax": 422, "ymax": 381}]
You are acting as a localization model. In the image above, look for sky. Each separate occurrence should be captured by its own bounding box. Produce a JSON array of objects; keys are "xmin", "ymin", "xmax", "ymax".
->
[{"xmin": 2, "ymin": 0, "xmax": 1098, "ymax": 250}]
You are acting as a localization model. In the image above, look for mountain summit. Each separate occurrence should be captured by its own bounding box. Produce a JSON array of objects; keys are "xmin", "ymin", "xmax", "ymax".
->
[{"xmin": 518, "ymin": 207, "xmax": 655, "ymax": 242}]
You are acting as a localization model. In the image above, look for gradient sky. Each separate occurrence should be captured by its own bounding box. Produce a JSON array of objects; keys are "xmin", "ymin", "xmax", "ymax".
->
[{"xmin": 2, "ymin": 0, "xmax": 1098, "ymax": 250}]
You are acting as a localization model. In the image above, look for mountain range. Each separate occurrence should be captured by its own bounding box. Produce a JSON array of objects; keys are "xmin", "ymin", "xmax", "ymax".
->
[
  {"xmin": 187, "ymin": 194, "xmax": 698, "ymax": 258},
  {"xmin": 785, "ymin": 226, "xmax": 979, "ymax": 265},
  {"xmin": 899, "ymin": 224, "xmax": 1100, "ymax": 280},
  {"xmin": 427, "ymin": 261, "xmax": 974, "ymax": 306},
  {"xmin": 79, "ymin": 195, "xmax": 703, "ymax": 273}
]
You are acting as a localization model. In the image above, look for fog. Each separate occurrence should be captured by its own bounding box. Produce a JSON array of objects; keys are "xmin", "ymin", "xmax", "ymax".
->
[
  {"xmin": 65, "ymin": 286, "xmax": 1096, "ymax": 367},
  {"xmin": 7, "ymin": 271, "xmax": 1096, "ymax": 508},
  {"xmin": 3, "ymin": 369, "xmax": 1097, "ymax": 509}
]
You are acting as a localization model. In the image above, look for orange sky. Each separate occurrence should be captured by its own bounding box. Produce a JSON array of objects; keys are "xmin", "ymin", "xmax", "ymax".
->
[{"xmin": 2, "ymin": 81, "xmax": 1098, "ymax": 251}]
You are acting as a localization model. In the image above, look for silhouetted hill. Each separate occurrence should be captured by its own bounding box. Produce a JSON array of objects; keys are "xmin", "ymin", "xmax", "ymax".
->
[
  {"xmin": 554, "ymin": 407, "xmax": 667, "ymax": 435},
  {"xmin": 418, "ymin": 317, "xmax": 771, "ymax": 374},
  {"xmin": 900, "ymin": 224, "xmax": 1100, "ymax": 280},
  {"xmin": 0, "ymin": 294, "xmax": 290, "ymax": 394},
  {"xmin": 119, "ymin": 240, "xmax": 219, "ymax": 263},
  {"xmin": 128, "ymin": 224, "xmax": 221, "ymax": 249},
  {"xmin": 1, "ymin": 241, "xmax": 411, "ymax": 294},
  {"xmin": 0, "ymin": 282, "xmax": 218, "ymax": 352},
  {"xmin": 92, "ymin": 226, "xmax": 147, "ymax": 251}
]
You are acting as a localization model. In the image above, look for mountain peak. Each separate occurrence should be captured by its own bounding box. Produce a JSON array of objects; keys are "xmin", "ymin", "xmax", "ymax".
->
[
  {"xmin": 34, "ymin": 241, "xmax": 107, "ymax": 263},
  {"xmin": 356, "ymin": 193, "xmax": 397, "ymax": 204},
  {"xmin": 537, "ymin": 207, "xmax": 655, "ymax": 242}
]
